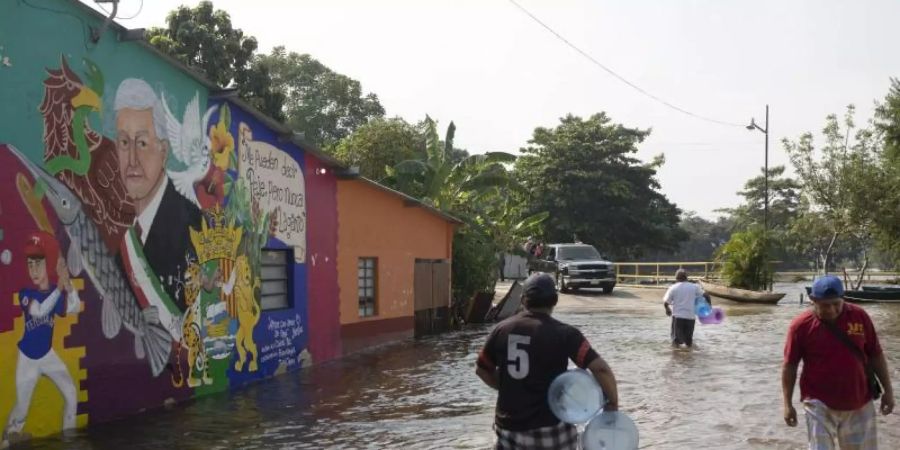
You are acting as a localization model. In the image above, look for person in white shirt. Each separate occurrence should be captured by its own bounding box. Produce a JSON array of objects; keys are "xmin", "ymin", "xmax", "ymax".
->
[{"xmin": 662, "ymin": 269, "xmax": 710, "ymax": 348}]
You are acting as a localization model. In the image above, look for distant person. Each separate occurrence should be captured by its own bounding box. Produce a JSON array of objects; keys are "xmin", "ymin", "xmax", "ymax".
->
[
  {"xmin": 523, "ymin": 238, "xmax": 535, "ymax": 256},
  {"xmin": 476, "ymin": 272, "xmax": 619, "ymax": 449},
  {"xmin": 782, "ymin": 275, "xmax": 894, "ymax": 449},
  {"xmin": 663, "ymin": 269, "xmax": 709, "ymax": 348}
]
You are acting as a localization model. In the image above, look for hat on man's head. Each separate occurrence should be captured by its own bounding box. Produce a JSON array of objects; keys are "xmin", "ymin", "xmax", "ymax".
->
[
  {"xmin": 523, "ymin": 272, "xmax": 557, "ymax": 303},
  {"xmin": 23, "ymin": 230, "xmax": 60, "ymax": 276},
  {"xmin": 810, "ymin": 275, "xmax": 844, "ymax": 300}
]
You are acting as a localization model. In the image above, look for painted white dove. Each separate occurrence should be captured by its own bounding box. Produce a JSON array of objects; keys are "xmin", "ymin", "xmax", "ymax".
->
[{"xmin": 161, "ymin": 92, "xmax": 218, "ymax": 207}]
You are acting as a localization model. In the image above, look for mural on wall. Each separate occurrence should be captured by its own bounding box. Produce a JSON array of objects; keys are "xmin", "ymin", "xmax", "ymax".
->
[
  {"xmin": 0, "ymin": 144, "xmax": 89, "ymax": 443},
  {"xmin": 0, "ymin": 45, "xmax": 310, "ymax": 442},
  {"xmin": 238, "ymin": 122, "xmax": 307, "ymax": 262},
  {"xmin": 6, "ymin": 229, "xmax": 81, "ymax": 442}
]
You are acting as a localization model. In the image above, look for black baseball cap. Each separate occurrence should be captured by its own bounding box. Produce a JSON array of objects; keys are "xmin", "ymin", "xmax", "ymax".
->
[{"xmin": 523, "ymin": 272, "xmax": 557, "ymax": 301}]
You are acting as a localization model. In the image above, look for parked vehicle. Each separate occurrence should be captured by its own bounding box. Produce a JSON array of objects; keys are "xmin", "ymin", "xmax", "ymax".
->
[{"xmin": 529, "ymin": 243, "xmax": 616, "ymax": 293}]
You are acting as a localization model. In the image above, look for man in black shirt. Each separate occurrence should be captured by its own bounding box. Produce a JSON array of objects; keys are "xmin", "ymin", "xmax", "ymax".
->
[{"xmin": 476, "ymin": 272, "xmax": 619, "ymax": 449}]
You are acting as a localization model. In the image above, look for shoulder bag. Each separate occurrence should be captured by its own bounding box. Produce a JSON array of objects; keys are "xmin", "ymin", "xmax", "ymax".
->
[{"xmin": 820, "ymin": 319, "xmax": 883, "ymax": 400}]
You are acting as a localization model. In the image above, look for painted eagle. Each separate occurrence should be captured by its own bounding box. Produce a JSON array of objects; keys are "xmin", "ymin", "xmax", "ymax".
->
[{"xmin": 40, "ymin": 56, "xmax": 135, "ymax": 253}]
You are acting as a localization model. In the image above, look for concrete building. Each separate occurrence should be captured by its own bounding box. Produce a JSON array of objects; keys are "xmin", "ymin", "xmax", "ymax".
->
[
  {"xmin": 336, "ymin": 178, "xmax": 459, "ymax": 354},
  {"xmin": 0, "ymin": 0, "xmax": 453, "ymax": 443}
]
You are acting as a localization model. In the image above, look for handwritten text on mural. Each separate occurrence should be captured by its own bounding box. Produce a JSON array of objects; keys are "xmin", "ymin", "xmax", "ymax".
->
[
  {"xmin": 259, "ymin": 314, "xmax": 304, "ymax": 369},
  {"xmin": 238, "ymin": 123, "xmax": 307, "ymax": 262}
]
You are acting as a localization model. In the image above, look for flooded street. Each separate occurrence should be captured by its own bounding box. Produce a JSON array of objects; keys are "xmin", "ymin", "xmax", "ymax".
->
[{"xmin": 25, "ymin": 284, "xmax": 900, "ymax": 449}]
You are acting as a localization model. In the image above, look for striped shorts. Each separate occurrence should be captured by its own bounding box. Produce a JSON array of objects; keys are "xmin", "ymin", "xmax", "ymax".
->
[
  {"xmin": 804, "ymin": 399, "xmax": 877, "ymax": 450},
  {"xmin": 494, "ymin": 421, "xmax": 578, "ymax": 450}
]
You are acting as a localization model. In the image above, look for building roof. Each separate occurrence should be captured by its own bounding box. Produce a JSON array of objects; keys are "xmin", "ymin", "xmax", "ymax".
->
[
  {"xmin": 341, "ymin": 176, "xmax": 464, "ymax": 225},
  {"xmin": 69, "ymin": 0, "xmax": 345, "ymax": 169},
  {"xmin": 70, "ymin": 1, "xmax": 454, "ymax": 224}
]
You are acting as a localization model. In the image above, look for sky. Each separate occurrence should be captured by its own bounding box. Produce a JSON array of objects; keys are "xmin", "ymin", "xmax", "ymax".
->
[{"xmin": 86, "ymin": 0, "xmax": 900, "ymax": 219}]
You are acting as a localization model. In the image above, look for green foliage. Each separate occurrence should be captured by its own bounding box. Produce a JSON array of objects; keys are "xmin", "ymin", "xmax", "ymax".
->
[
  {"xmin": 645, "ymin": 212, "xmax": 733, "ymax": 262},
  {"xmin": 386, "ymin": 117, "xmax": 544, "ymax": 301},
  {"xmin": 388, "ymin": 116, "xmax": 517, "ymax": 212},
  {"xmin": 331, "ymin": 117, "xmax": 423, "ymax": 180},
  {"xmin": 715, "ymin": 227, "xmax": 772, "ymax": 291},
  {"xmin": 145, "ymin": 1, "xmax": 285, "ymax": 120},
  {"xmin": 873, "ymin": 79, "xmax": 900, "ymax": 268},
  {"xmin": 783, "ymin": 105, "xmax": 884, "ymax": 272},
  {"xmin": 719, "ymin": 166, "xmax": 800, "ymax": 232},
  {"xmin": 256, "ymin": 46, "xmax": 385, "ymax": 149},
  {"xmin": 451, "ymin": 227, "xmax": 497, "ymax": 302},
  {"xmin": 514, "ymin": 113, "xmax": 686, "ymax": 259},
  {"xmin": 225, "ymin": 178, "xmax": 269, "ymax": 275}
]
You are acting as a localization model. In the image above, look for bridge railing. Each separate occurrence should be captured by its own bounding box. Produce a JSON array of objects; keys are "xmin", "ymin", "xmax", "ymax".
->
[
  {"xmin": 614, "ymin": 262, "xmax": 722, "ymax": 288},
  {"xmin": 613, "ymin": 262, "xmax": 900, "ymax": 288}
]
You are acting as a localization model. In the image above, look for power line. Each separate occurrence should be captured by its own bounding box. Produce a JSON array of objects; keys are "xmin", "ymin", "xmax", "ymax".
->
[
  {"xmin": 507, "ymin": 0, "xmax": 745, "ymax": 128},
  {"xmin": 94, "ymin": 0, "xmax": 144, "ymax": 21}
]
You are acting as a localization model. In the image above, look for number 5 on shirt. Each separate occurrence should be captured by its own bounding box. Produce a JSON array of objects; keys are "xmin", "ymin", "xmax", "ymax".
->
[{"xmin": 508, "ymin": 334, "xmax": 531, "ymax": 379}]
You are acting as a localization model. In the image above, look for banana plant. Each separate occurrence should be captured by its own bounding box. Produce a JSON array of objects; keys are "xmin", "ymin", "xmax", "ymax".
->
[{"xmin": 386, "ymin": 116, "xmax": 517, "ymax": 213}]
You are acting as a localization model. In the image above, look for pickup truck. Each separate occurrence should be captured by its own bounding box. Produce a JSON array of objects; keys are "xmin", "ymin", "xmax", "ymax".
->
[{"xmin": 529, "ymin": 243, "xmax": 616, "ymax": 293}]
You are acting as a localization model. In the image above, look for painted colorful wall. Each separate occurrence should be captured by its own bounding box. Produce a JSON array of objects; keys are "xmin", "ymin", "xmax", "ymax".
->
[
  {"xmin": 0, "ymin": 0, "xmax": 332, "ymax": 443},
  {"xmin": 336, "ymin": 179, "xmax": 455, "ymax": 354}
]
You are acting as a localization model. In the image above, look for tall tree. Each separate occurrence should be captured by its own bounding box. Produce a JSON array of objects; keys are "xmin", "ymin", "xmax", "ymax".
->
[
  {"xmin": 387, "ymin": 117, "xmax": 516, "ymax": 212},
  {"xmin": 873, "ymin": 78, "xmax": 900, "ymax": 268},
  {"xmin": 783, "ymin": 105, "xmax": 883, "ymax": 274},
  {"xmin": 257, "ymin": 46, "xmax": 385, "ymax": 149},
  {"xmin": 386, "ymin": 117, "xmax": 528, "ymax": 301},
  {"xmin": 648, "ymin": 212, "xmax": 733, "ymax": 262},
  {"xmin": 331, "ymin": 117, "xmax": 423, "ymax": 180},
  {"xmin": 721, "ymin": 166, "xmax": 800, "ymax": 232},
  {"xmin": 515, "ymin": 113, "xmax": 686, "ymax": 259},
  {"xmin": 146, "ymin": 1, "xmax": 284, "ymax": 120}
]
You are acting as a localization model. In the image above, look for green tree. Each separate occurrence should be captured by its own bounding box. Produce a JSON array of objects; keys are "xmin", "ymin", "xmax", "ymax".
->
[
  {"xmin": 515, "ymin": 113, "xmax": 686, "ymax": 259},
  {"xmin": 386, "ymin": 117, "xmax": 531, "ymax": 301},
  {"xmin": 257, "ymin": 46, "xmax": 385, "ymax": 149},
  {"xmin": 721, "ymin": 166, "xmax": 800, "ymax": 232},
  {"xmin": 715, "ymin": 227, "xmax": 772, "ymax": 291},
  {"xmin": 783, "ymin": 105, "xmax": 883, "ymax": 275},
  {"xmin": 648, "ymin": 212, "xmax": 733, "ymax": 262},
  {"xmin": 331, "ymin": 117, "xmax": 423, "ymax": 180},
  {"xmin": 146, "ymin": 1, "xmax": 284, "ymax": 120},
  {"xmin": 388, "ymin": 117, "xmax": 516, "ymax": 212},
  {"xmin": 873, "ymin": 79, "xmax": 900, "ymax": 268}
]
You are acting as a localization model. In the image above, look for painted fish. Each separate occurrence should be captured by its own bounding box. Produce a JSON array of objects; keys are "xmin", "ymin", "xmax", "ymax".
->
[{"xmin": 7, "ymin": 144, "xmax": 172, "ymax": 376}]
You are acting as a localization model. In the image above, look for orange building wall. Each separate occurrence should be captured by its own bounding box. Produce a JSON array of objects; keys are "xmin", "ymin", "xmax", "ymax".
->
[{"xmin": 337, "ymin": 181, "xmax": 454, "ymax": 328}]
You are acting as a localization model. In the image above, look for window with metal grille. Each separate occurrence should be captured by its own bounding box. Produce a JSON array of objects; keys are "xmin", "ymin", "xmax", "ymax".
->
[
  {"xmin": 358, "ymin": 257, "xmax": 377, "ymax": 317},
  {"xmin": 260, "ymin": 249, "xmax": 292, "ymax": 311}
]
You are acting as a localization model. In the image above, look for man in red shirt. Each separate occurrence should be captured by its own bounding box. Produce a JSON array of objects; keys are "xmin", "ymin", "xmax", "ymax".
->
[
  {"xmin": 782, "ymin": 276, "xmax": 894, "ymax": 449},
  {"xmin": 476, "ymin": 272, "xmax": 619, "ymax": 449}
]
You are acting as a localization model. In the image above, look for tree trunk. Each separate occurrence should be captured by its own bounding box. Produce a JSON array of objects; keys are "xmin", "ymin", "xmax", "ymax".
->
[
  {"xmin": 822, "ymin": 231, "xmax": 839, "ymax": 274},
  {"xmin": 854, "ymin": 250, "xmax": 869, "ymax": 290}
]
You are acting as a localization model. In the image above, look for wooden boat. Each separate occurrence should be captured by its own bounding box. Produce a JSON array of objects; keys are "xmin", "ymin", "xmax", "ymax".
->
[
  {"xmin": 699, "ymin": 281, "xmax": 786, "ymax": 304},
  {"xmin": 804, "ymin": 286, "xmax": 900, "ymax": 303}
]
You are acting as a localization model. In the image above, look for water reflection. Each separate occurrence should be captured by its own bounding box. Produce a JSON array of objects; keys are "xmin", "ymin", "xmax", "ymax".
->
[{"xmin": 21, "ymin": 284, "xmax": 900, "ymax": 450}]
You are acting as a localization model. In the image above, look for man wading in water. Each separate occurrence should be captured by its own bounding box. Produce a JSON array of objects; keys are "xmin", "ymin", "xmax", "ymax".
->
[
  {"xmin": 475, "ymin": 272, "xmax": 619, "ymax": 449},
  {"xmin": 663, "ymin": 269, "xmax": 709, "ymax": 348},
  {"xmin": 782, "ymin": 275, "xmax": 895, "ymax": 449}
]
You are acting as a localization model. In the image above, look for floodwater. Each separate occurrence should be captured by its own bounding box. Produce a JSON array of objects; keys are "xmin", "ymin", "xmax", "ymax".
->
[{"xmin": 24, "ymin": 284, "xmax": 900, "ymax": 449}]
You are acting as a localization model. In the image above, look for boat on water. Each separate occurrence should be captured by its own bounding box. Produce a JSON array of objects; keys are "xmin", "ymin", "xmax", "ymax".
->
[
  {"xmin": 804, "ymin": 285, "xmax": 900, "ymax": 303},
  {"xmin": 699, "ymin": 281, "xmax": 786, "ymax": 304}
]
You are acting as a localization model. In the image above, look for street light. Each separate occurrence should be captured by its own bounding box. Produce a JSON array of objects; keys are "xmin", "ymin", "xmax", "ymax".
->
[{"xmin": 747, "ymin": 105, "xmax": 770, "ymax": 289}]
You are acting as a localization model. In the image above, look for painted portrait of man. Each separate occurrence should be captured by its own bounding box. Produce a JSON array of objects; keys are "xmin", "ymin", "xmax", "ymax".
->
[{"xmin": 113, "ymin": 79, "xmax": 203, "ymax": 318}]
